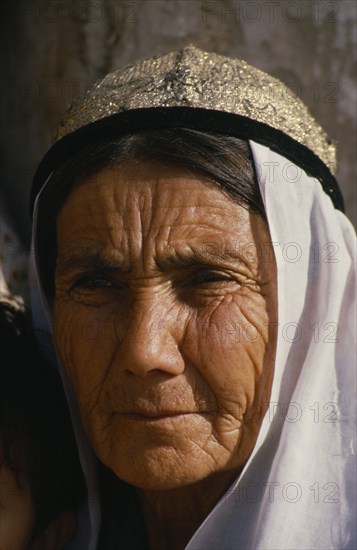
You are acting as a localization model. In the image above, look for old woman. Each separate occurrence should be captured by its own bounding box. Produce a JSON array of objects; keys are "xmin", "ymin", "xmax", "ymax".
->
[{"xmin": 30, "ymin": 46, "xmax": 356, "ymax": 549}]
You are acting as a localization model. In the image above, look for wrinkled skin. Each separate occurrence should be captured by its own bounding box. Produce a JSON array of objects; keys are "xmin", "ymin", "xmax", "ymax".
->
[{"xmin": 54, "ymin": 161, "xmax": 277, "ymax": 546}]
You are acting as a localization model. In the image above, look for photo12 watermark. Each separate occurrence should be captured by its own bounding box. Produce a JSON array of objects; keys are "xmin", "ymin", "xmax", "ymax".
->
[{"xmin": 201, "ymin": 1, "xmax": 339, "ymax": 24}]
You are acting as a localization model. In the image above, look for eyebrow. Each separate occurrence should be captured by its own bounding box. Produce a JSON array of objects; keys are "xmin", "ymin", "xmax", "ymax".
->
[
  {"xmin": 56, "ymin": 247, "xmax": 130, "ymax": 275},
  {"xmin": 156, "ymin": 245, "xmax": 251, "ymax": 271},
  {"xmin": 56, "ymin": 242, "xmax": 252, "ymax": 276}
]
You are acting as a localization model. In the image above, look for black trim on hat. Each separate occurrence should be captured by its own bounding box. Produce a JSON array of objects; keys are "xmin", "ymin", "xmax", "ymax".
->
[{"xmin": 30, "ymin": 107, "xmax": 345, "ymax": 215}]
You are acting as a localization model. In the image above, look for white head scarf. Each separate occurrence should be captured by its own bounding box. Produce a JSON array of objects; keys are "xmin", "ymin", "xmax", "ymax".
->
[
  {"xmin": 186, "ymin": 141, "xmax": 356, "ymax": 550},
  {"xmin": 30, "ymin": 138, "xmax": 356, "ymax": 550}
]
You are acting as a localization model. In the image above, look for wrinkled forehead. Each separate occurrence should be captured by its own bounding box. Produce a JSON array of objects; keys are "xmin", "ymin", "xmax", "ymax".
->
[
  {"xmin": 61, "ymin": 158, "xmax": 219, "ymax": 207},
  {"xmin": 33, "ymin": 133, "xmax": 268, "ymax": 300},
  {"xmin": 55, "ymin": 161, "xmax": 271, "ymax": 273}
]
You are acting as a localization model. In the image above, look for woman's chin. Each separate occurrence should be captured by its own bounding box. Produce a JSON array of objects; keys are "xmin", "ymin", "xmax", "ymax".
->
[{"xmin": 104, "ymin": 449, "xmax": 214, "ymax": 491}]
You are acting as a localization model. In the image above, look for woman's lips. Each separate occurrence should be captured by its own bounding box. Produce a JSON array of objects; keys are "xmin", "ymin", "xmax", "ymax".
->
[
  {"xmin": 118, "ymin": 410, "xmax": 212, "ymax": 422},
  {"xmin": 111, "ymin": 399, "xmax": 216, "ymax": 422},
  {"xmin": 124, "ymin": 412, "xmax": 195, "ymax": 422}
]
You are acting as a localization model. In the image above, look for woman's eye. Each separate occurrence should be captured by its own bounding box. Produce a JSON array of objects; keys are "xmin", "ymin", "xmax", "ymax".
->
[
  {"xmin": 192, "ymin": 271, "xmax": 235, "ymax": 285},
  {"xmin": 75, "ymin": 276, "xmax": 112, "ymax": 290}
]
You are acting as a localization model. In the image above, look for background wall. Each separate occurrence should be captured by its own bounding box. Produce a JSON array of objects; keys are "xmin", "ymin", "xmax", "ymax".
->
[{"xmin": 1, "ymin": 0, "xmax": 356, "ymax": 250}]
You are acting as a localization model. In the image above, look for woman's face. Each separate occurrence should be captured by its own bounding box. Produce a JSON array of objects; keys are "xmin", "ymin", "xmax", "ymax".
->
[{"xmin": 53, "ymin": 161, "xmax": 277, "ymax": 490}]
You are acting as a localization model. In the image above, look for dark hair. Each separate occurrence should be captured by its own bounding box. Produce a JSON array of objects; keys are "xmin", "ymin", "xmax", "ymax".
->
[
  {"xmin": 37, "ymin": 128, "xmax": 266, "ymax": 301},
  {"xmin": 0, "ymin": 301, "xmax": 86, "ymax": 541}
]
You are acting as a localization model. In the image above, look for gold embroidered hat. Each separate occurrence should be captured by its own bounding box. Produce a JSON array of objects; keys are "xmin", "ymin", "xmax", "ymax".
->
[{"xmin": 31, "ymin": 45, "xmax": 344, "ymax": 212}]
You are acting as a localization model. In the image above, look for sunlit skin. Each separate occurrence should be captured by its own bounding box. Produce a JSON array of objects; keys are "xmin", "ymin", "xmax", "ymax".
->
[{"xmin": 53, "ymin": 161, "xmax": 277, "ymax": 549}]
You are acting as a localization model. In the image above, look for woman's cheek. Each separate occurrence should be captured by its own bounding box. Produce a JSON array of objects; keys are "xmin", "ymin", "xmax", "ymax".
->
[
  {"xmin": 53, "ymin": 303, "xmax": 108, "ymax": 393},
  {"xmin": 187, "ymin": 293, "xmax": 269, "ymax": 404},
  {"xmin": 53, "ymin": 304, "xmax": 80, "ymax": 383},
  {"xmin": 53, "ymin": 304, "xmax": 108, "ymax": 443}
]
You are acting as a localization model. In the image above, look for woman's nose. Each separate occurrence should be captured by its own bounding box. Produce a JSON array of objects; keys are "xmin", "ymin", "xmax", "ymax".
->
[{"xmin": 116, "ymin": 298, "xmax": 186, "ymax": 378}]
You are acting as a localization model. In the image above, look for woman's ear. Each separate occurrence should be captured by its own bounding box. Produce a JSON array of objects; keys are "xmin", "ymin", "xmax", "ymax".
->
[{"xmin": 28, "ymin": 511, "xmax": 77, "ymax": 550}]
